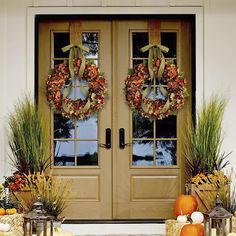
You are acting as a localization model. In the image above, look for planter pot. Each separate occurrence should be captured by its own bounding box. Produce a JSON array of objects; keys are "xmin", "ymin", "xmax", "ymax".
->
[{"xmin": 190, "ymin": 183, "xmax": 230, "ymax": 213}]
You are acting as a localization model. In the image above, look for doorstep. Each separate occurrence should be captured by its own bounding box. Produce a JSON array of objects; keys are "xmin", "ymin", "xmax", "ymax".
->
[{"xmin": 61, "ymin": 223, "xmax": 165, "ymax": 236}]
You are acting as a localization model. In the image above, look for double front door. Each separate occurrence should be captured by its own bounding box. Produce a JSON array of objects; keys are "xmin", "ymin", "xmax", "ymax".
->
[{"xmin": 38, "ymin": 18, "xmax": 192, "ymax": 220}]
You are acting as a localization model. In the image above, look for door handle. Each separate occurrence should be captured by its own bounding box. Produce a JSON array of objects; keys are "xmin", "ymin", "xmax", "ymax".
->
[
  {"xmin": 119, "ymin": 128, "xmax": 125, "ymax": 149},
  {"xmin": 119, "ymin": 128, "xmax": 132, "ymax": 149},
  {"xmin": 99, "ymin": 128, "xmax": 111, "ymax": 149}
]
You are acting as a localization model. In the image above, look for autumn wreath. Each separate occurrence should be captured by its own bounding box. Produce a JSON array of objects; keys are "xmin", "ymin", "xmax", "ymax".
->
[
  {"xmin": 46, "ymin": 44, "xmax": 108, "ymax": 120},
  {"xmin": 125, "ymin": 44, "xmax": 188, "ymax": 120}
]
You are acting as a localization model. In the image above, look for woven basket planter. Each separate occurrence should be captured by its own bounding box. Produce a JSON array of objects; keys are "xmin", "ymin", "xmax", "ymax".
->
[
  {"xmin": 190, "ymin": 183, "xmax": 230, "ymax": 213},
  {"xmin": 11, "ymin": 190, "xmax": 33, "ymax": 213}
]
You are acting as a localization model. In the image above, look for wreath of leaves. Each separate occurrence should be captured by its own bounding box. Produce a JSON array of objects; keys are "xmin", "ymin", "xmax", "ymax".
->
[
  {"xmin": 125, "ymin": 44, "xmax": 188, "ymax": 120},
  {"xmin": 46, "ymin": 45, "xmax": 108, "ymax": 120}
]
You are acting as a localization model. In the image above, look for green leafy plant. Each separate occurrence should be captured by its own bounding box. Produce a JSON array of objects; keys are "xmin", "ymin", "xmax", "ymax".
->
[
  {"xmin": 8, "ymin": 95, "xmax": 50, "ymax": 174},
  {"xmin": 0, "ymin": 195, "xmax": 18, "ymax": 209},
  {"xmin": 185, "ymin": 96, "xmax": 231, "ymax": 180}
]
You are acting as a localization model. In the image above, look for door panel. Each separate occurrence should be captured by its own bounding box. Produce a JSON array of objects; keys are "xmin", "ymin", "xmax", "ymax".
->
[{"xmin": 38, "ymin": 18, "xmax": 192, "ymax": 220}]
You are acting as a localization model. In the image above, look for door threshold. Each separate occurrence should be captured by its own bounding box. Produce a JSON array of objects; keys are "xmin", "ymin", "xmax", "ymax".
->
[
  {"xmin": 61, "ymin": 222, "xmax": 165, "ymax": 235},
  {"xmin": 64, "ymin": 219, "xmax": 165, "ymax": 224}
]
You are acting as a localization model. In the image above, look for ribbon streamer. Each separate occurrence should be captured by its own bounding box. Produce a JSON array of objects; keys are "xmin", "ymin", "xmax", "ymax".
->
[
  {"xmin": 140, "ymin": 43, "xmax": 170, "ymax": 114},
  {"xmin": 61, "ymin": 44, "xmax": 90, "ymax": 113}
]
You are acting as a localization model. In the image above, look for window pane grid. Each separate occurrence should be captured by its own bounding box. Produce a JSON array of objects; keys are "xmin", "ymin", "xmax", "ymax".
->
[
  {"xmin": 131, "ymin": 30, "xmax": 177, "ymax": 167},
  {"xmin": 52, "ymin": 31, "xmax": 99, "ymax": 167}
]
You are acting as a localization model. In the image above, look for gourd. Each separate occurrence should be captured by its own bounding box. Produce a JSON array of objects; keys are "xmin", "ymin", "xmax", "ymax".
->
[{"xmin": 174, "ymin": 194, "xmax": 198, "ymax": 217}]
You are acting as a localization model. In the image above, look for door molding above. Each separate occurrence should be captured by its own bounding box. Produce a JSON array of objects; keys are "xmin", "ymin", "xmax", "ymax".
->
[{"xmin": 27, "ymin": 6, "xmax": 203, "ymax": 107}]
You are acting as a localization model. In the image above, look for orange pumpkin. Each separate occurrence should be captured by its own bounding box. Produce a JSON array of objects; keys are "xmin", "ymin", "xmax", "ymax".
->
[
  {"xmin": 0, "ymin": 208, "xmax": 5, "ymax": 215},
  {"xmin": 174, "ymin": 194, "xmax": 198, "ymax": 217},
  {"xmin": 180, "ymin": 223, "xmax": 204, "ymax": 236}
]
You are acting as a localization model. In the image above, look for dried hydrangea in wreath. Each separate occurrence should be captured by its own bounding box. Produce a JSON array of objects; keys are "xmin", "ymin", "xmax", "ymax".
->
[
  {"xmin": 125, "ymin": 44, "xmax": 188, "ymax": 120},
  {"xmin": 46, "ymin": 44, "xmax": 108, "ymax": 120}
]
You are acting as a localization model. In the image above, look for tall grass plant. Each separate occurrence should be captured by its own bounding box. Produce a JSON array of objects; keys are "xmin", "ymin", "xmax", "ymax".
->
[
  {"xmin": 8, "ymin": 95, "xmax": 50, "ymax": 174},
  {"xmin": 185, "ymin": 96, "xmax": 230, "ymax": 180}
]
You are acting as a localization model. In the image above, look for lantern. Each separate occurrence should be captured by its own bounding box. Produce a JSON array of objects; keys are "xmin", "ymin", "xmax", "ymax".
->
[
  {"xmin": 204, "ymin": 194, "xmax": 232, "ymax": 236},
  {"xmin": 23, "ymin": 199, "xmax": 55, "ymax": 236}
]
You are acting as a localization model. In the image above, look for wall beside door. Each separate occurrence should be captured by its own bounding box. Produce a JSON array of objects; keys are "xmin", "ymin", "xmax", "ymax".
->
[{"xmin": 0, "ymin": 0, "xmax": 236, "ymax": 183}]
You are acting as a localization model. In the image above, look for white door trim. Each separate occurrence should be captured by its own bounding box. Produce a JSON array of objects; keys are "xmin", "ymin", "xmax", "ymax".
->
[{"xmin": 27, "ymin": 6, "xmax": 204, "ymax": 106}]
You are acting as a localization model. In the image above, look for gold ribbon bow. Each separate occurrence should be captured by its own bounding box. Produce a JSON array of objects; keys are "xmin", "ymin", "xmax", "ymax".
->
[{"xmin": 141, "ymin": 43, "xmax": 169, "ymax": 81}]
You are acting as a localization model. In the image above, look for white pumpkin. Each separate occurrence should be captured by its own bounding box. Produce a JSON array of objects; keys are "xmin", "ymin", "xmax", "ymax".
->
[
  {"xmin": 0, "ymin": 223, "xmax": 11, "ymax": 232},
  {"xmin": 177, "ymin": 215, "xmax": 188, "ymax": 223},
  {"xmin": 191, "ymin": 211, "xmax": 204, "ymax": 224}
]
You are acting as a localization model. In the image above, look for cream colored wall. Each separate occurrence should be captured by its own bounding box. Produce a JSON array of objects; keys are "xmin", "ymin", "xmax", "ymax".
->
[
  {"xmin": 204, "ymin": 0, "xmax": 236, "ymax": 169},
  {"xmin": 0, "ymin": 0, "xmax": 236, "ymax": 180}
]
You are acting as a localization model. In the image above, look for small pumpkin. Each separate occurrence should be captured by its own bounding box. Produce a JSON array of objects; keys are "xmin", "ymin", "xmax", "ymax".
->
[
  {"xmin": 174, "ymin": 194, "xmax": 198, "ymax": 217},
  {"xmin": 0, "ymin": 208, "xmax": 5, "ymax": 216},
  {"xmin": 191, "ymin": 211, "xmax": 204, "ymax": 224},
  {"xmin": 180, "ymin": 223, "xmax": 204, "ymax": 236},
  {"xmin": 5, "ymin": 208, "xmax": 17, "ymax": 215}
]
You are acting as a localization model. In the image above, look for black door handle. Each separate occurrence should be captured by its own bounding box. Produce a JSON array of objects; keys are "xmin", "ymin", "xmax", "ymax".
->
[
  {"xmin": 119, "ymin": 128, "xmax": 132, "ymax": 149},
  {"xmin": 105, "ymin": 128, "xmax": 111, "ymax": 149},
  {"xmin": 119, "ymin": 128, "xmax": 125, "ymax": 149},
  {"xmin": 99, "ymin": 128, "xmax": 111, "ymax": 149}
]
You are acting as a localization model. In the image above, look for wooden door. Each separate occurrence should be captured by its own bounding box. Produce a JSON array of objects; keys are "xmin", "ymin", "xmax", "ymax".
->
[
  {"xmin": 113, "ymin": 20, "xmax": 192, "ymax": 219},
  {"xmin": 37, "ymin": 18, "xmax": 192, "ymax": 220},
  {"xmin": 38, "ymin": 20, "xmax": 113, "ymax": 219}
]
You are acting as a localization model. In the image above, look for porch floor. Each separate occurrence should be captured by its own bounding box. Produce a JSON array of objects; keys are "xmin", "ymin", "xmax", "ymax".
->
[{"xmin": 61, "ymin": 223, "xmax": 165, "ymax": 236}]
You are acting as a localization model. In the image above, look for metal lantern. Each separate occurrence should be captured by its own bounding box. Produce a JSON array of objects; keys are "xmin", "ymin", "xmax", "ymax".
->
[
  {"xmin": 23, "ymin": 199, "xmax": 55, "ymax": 236},
  {"xmin": 204, "ymin": 194, "xmax": 232, "ymax": 236}
]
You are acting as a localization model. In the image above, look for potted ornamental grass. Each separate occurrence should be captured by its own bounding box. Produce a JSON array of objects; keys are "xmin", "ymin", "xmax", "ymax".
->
[
  {"xmin": 4, "ymin": 95, "xmax": 51, "ymax": 212},
  {"xmin": 8, "ymin": 95, "xmax": 50, "ymax": 175},
  {"xmin": 184, "ymin": 96, "xmax": 231, "ymax": 212}
]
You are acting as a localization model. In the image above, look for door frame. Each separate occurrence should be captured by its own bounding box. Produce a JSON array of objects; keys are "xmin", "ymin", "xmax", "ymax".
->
[{"xmin": 27, "ymin": 6, "xmax": 204, "ymax": 107}]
